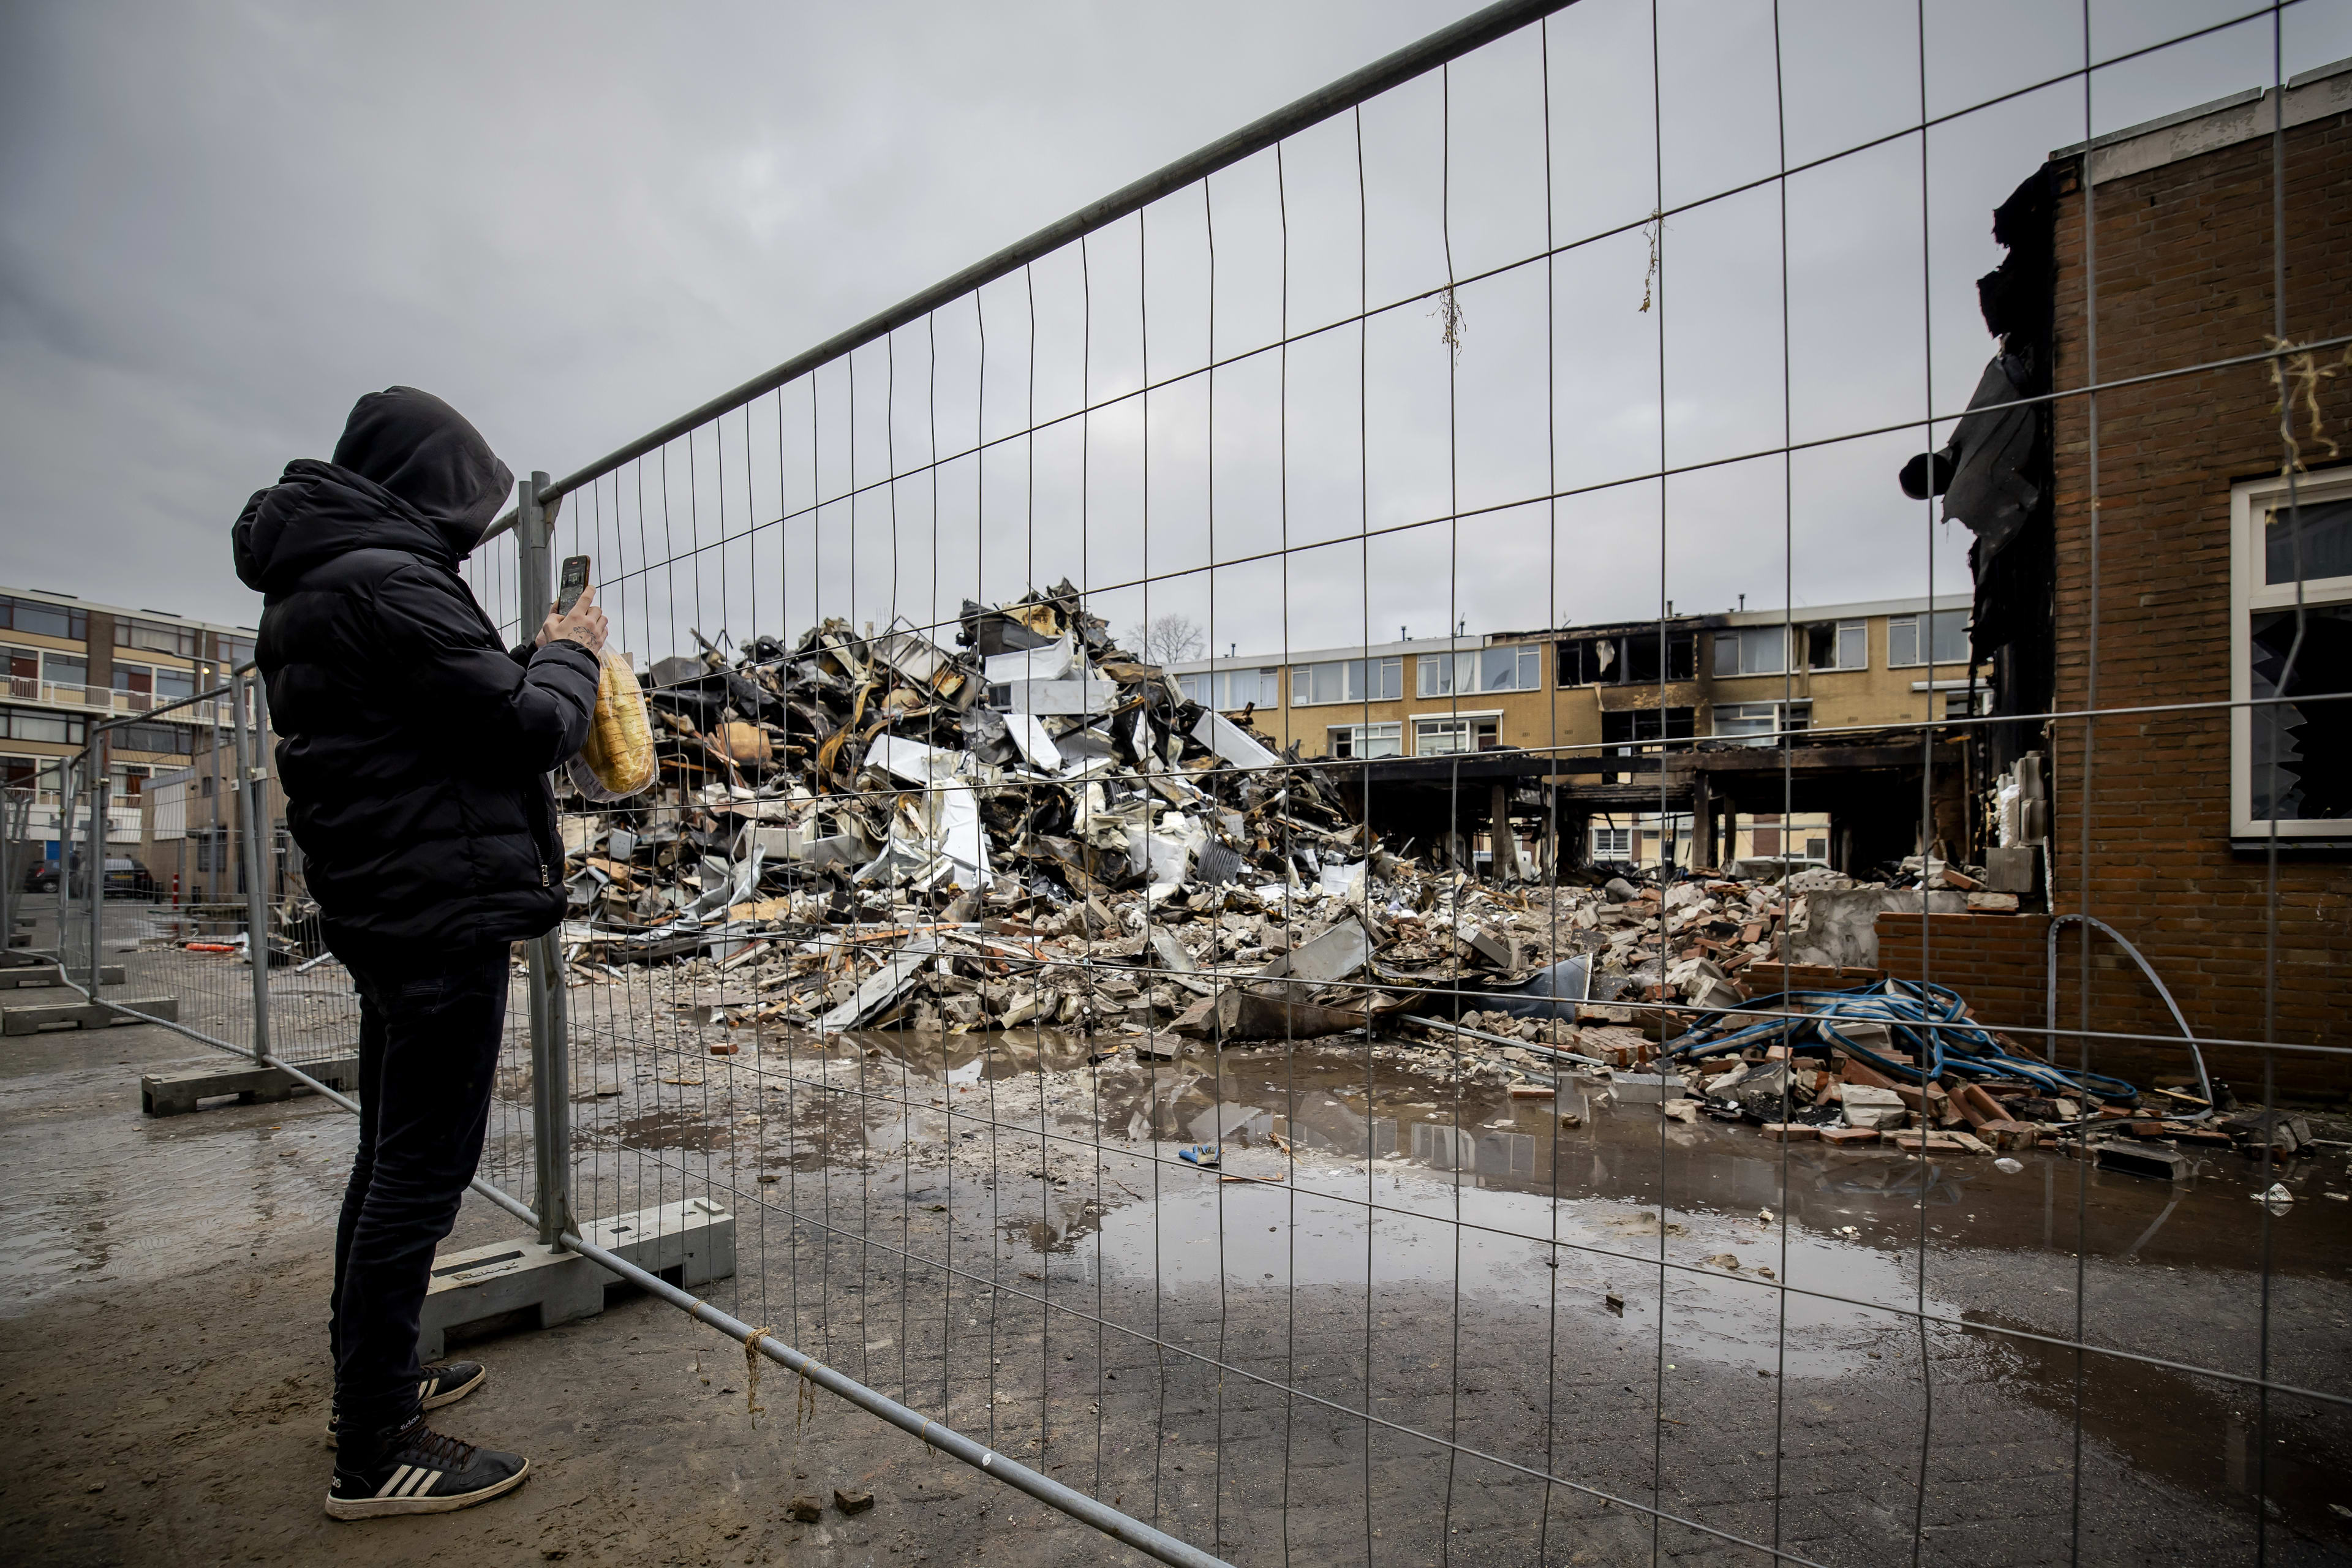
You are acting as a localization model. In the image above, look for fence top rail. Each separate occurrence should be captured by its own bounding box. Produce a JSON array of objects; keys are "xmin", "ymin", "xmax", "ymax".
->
[
  {"xmin": 83, "ymin": 679, "xmax": 235, "ymax": 738},
  {"xmin": 478, "ymin": 0, "xmax": 1578, "ymax": 540}
]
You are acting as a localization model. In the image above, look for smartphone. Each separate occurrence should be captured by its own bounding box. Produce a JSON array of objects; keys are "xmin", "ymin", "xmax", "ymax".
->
[{"xmin": 556, "ymin": 555, "xmax": 590, "ymax": 615}]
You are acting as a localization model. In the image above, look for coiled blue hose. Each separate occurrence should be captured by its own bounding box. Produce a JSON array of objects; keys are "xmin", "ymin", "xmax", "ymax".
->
[{"xmin": 1662, "ymin": 978, "xmax": 2138, "ymax": 1103}]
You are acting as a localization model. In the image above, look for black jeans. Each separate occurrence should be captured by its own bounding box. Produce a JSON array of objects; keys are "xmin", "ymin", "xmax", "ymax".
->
[{"xmin": 330, "ymin": 943, "xmax": 511, "ymax": 1449}]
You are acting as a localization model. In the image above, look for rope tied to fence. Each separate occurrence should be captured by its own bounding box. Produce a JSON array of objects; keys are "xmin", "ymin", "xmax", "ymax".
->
[{"xmin": 741, "ymin": 1322, "xmax": 774, "ymax": 1425}]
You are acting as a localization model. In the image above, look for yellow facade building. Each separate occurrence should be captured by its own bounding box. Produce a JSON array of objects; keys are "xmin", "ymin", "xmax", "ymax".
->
[{"xmin": 1172, "ymin": 594, "xmax": 1987, "ymax": 869}]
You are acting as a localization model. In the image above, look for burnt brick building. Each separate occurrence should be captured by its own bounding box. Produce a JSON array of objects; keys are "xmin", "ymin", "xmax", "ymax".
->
[{"xmin": 1905, "ymin": 61, "xmax": 2352, "ymax": 1100}]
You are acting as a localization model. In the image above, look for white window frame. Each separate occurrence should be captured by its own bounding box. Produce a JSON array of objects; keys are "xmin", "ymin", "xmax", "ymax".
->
[
  {"xmin": 1182, "ymin": 667, "xmax": 1281, "ymax": 710},
  {"xmin": 1713, "ymin": 625, "xmax": 1787, "ymax": 677},
  {"xmin": 2230, "ymin": 472, "xmax": 2352, "ymax": 839},
  {"xmin": 1803, "ymin": 619, "xmax": 1869, "ymax": 671},
  {"xmin": 1417, "ymin": 646, "xmax": 1539, "ymax": 698},
  {"xmin": 1712, "ymin": 699, "xmax": 1812, "ymax": 747},
  {"xmin": 1327, "ymin": 722, "xmax": 1401, "ymax": 760},
  {"xmin": 1292, "ymin": 656, "xmax": 1399, "ymax": 707},
  {"xmin": 1591, "ymin": 825, "xmax": 1633, "ymax": 859},
  {"xmin": 1887, "ymin": 609, "xmax": 1970, "ymax": 669},
  {"xmin": 1411, "ymin": 710, "xmax": 1502, "ymax": 756},
  {"xmin": 1417, "ymin": 651, "xmax": 1468, "ymax": 697}
]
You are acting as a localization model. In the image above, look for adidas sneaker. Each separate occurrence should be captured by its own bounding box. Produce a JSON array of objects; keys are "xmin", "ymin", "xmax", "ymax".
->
[{"xmin": 325, "ymin": 1421, "xmax": 529, "ymax": 1520}]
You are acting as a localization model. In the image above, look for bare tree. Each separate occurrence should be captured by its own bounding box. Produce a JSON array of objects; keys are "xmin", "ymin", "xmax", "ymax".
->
[{"xmin": 1127, "ymin": 614, "xmax": 1204, "ymax": 668}]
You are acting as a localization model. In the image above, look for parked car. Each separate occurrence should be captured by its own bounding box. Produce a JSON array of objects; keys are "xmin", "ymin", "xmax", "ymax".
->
[
  {"xmin": 102, "ymin": 858, "xmax": 161, "ymax": 900},
  {"xmin": 19, "ymin": 856, "xmax": 159, "ymax": 899}
]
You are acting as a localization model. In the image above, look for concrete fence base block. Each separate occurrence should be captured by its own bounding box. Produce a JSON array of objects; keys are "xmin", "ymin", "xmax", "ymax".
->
[
  {"xmin": 579, "ymin": 1196, "xmax": 736, "ymax": 1290},
  {"xmin": 417, "ymin": 1199, "xmax": 737, "ymax": 1360},
  {"xmin": 417, "ymin": 1240, "xmax": 608, "ymax": 1362},
  {"xmin": 4, "ymin": 996, "xmax": 177, "ymax": 1035},
  {"xmin": 2, "ymin": 963, "xmax": 124, "ymax": 989},
  {"xmin": 140, "ymin": 1054, "xmax": 360, "ymax": 1117}
]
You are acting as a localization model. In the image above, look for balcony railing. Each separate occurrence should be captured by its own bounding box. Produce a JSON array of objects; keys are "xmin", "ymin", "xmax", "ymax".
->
[{"xmin": 4, "ymin": 680, "xmax": 214, "ymax": 723}]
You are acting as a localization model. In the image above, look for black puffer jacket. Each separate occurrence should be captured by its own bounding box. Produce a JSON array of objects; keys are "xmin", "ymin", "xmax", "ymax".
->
[{"xmin": 232, "ymin": 387, "xmax": 600, "ymax": 959}]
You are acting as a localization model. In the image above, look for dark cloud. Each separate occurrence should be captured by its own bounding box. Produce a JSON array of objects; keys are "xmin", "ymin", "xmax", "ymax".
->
[{"xmin": 2, "ymin": 1, "xmax": 2343, "ymax": 646}]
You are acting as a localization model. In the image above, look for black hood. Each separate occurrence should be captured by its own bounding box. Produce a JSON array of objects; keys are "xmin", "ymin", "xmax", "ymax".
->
[{"xmin": 233, "ymin": 386, "xmax": 513, "ymax": 595}]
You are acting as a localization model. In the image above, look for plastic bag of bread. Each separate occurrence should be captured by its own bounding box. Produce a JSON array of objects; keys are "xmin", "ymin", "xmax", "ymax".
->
[{"xmin": 565, "ymin": 649, "xmax": 657, "ymax": 802}]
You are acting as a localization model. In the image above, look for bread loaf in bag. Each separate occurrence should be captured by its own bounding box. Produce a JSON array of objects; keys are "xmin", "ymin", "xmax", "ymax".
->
[{"xmin": 567, "ymin": 650, "xmax": 657, "ymax": 801}]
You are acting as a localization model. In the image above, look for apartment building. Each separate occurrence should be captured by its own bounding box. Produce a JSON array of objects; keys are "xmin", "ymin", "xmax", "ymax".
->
[
  {"xmin": 0, "ymin": 586, "xmax": 254, "ymax": 871},
  {"xmin": 1169, "ymin": 594, "xmax": 1985, "ymax": 765}
]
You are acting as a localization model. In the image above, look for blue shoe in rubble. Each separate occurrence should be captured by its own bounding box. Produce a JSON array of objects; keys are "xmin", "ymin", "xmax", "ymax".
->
[{"xmin": 1178, "ymin": 1144, "xmax": 1221, "ymax": 1169}]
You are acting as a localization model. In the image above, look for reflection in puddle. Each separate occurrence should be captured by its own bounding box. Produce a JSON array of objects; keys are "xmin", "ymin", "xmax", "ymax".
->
[{"xmin": 573, "ymin": 1025, "xmax": 2351, "ymax": 1551}]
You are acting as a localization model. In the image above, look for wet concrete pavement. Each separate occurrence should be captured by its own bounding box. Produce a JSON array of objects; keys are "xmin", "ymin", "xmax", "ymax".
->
[
  {"xmin": 4, "ymin": 941, "xmax": 2349, "ymax": 1564},
  {"xmin": 0, "ymin": 1012, "xmax": 1152, "ymax": 1568},
  {"xmin": 547, "ymin": 1014, "xmax": 2352, "ymax": 1565}
]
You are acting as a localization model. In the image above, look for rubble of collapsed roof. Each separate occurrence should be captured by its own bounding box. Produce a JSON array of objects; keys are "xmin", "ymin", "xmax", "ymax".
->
[{"xmin": 545, "ymin": 579, "xmax": 2284, "ymax": 1167}]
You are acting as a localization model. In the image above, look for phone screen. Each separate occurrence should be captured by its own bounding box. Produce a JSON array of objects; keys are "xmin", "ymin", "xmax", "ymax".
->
[{"xmin": 557, "ymin": 555, "xmax": 590, "ymax": 614}]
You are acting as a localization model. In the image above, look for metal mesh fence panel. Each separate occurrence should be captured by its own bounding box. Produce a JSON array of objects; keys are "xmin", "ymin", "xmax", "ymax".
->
[{"xmin": 424, "ymin": 2, "xmax": 2352, "ymax": 1562}]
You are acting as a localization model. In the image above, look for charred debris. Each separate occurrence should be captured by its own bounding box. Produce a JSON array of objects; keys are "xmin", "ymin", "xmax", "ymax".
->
[{"xmin": 543, "ymin": 581, "xmax": 2260, "ymax": 1166}]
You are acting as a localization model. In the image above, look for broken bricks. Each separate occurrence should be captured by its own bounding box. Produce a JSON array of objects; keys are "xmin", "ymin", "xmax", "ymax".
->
[{"xmin": 535, "ymin": 581, "xmax": 2233, "ymax": 1174}]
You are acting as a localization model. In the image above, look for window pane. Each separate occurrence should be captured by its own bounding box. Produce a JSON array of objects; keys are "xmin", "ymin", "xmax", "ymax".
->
[
  {"xmin": 1415, "ymin": 719, "xmax": 1464, "ymax": 755},
  {"xmin": 1889, "ymin": 619, "xmax": 1919, "ymax": 666},
  {"xmin": 1929, "ymin": 610, "xmax": 1970, "ymax": 665},
  {"xmin": 1736, "ymin": 627, "xmax": 1783, "ymax": 675},
  {"xmin": 1292, "ymin": 667, "xmax": 1309, "ymax": 706},
  {"xmin": 2266, "ymin": 497, "xmax": 2352, "ymax": 585},
  {"xmin": 9, "ymin": 710, "xmax": 70, "ymax": 743},
  {"xmin": 1344, "ymin": 660, "xmax": 1366, "ymax": 701},
  {"xmin": 1481, "ymin": 646, "xmax": 1519, "ymax": 692},
  {"xmin": 2249, "ymin": 603, "xmax": 2352, "ymax": 821},
  {"xmin": 1713, "ymin": 634, "xmax": 1738, "ymax": 677},
  {"xmin": 1378, "ymin": 658, "xmax": 1400, "ymax": 701},
  {"xmin": 1177, "ymin": 674, "xmax": 1203, "ymax": 703},
  {"xmin": 1838, "ymin": 622, "xmax": 1867, "ymax": 669},
  {"xmin": 1714, "ymin": 702, "xmax": 1773, "ymax": 739},
  {"xmin": 1259, "ymin": 669, "xmax": 1280, "ymax": 706},
  {"xmin": 1311, "ymin": 662, "xmax": 1342, "ymax": 704},
  {"xmin": 1417, "ymin": 655, "xmax": 1446, "ymax": 697},
  {"xmin": 1366, "ymin": 723, "xmax": 1401, "ymax": 759},
  {"xmin": 9, "ymin": 600, "xmax": 74, "ymax": 640}
]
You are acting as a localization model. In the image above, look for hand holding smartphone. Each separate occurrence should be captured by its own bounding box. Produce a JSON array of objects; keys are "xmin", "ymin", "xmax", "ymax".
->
[{"xmin": 538, "ymin": 555, "xmax": 608, "ymax": 652}]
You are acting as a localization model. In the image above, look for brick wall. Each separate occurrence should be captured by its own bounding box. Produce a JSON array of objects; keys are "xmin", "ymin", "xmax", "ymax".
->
[
  {"xmin": 1872, "ymin": 911, "xmax": 2338, "ymax": 1101},
  {"xmin": 2021, "ymin": 110, "xmax": 2352, "ymax": 1102}
]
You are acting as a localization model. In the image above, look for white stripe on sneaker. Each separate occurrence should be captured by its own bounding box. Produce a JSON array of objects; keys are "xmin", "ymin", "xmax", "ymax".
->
[
  {"xmin": 401, "ymin": 1469, "xmax": 440, "ymax": 1498},
  {"xmin": 375, "ymin": 1465, "xmax": 413, "ymax": 1499}
]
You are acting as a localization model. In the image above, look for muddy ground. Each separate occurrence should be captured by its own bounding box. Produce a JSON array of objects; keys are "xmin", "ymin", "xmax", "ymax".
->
[
  {"xmin": 0, "ymin": 1014, "xmax": 1120, "ymax": 1568},
  {"xmin": 5, "ymin": 922, "xmax": 2351, "ymax": 1566}
]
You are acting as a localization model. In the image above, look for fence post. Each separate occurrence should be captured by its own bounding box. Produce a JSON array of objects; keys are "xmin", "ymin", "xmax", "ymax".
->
[
  {"xmin": 84, "ymin": 740, "xmax": 106, "ymax": 992},
  {"xmin": 516, "ymin": 470, "xmax": 573, "ymax": 1246},
  {"xmin": 229, "ymin": 674, "xmax": 271, "ymax": 1063},
  {"xmin": 54, "ymin": 756, "xmax": 75, "ymax": 967},
  {"xmin": 249, "ymin": 671, "xmax": 279, "ymax": 1036},
  {"xmin": 1, "ymin": 785, "xmax": 18, "ymax": 957}
]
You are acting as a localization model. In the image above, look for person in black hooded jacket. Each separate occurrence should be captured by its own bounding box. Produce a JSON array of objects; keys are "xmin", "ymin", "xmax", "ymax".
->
[{"xmin": 233, "ymin": 386, "xmax": 605, "ymax": 1520}]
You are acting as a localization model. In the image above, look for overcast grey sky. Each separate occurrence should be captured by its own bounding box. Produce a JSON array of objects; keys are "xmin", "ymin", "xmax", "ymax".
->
[{"xmin": 5, "ymin": 1, "xmax": 2347, "ymax": 655}]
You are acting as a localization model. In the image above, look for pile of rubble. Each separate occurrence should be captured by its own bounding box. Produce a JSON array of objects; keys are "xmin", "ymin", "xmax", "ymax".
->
[
  {"xmin": 545, "ymin": 583, "xmax": 2220, "ymax": 1156},
  {"xmin": 551, "ymin": 582, "xmax": 1866, "ymax": 1036}
]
